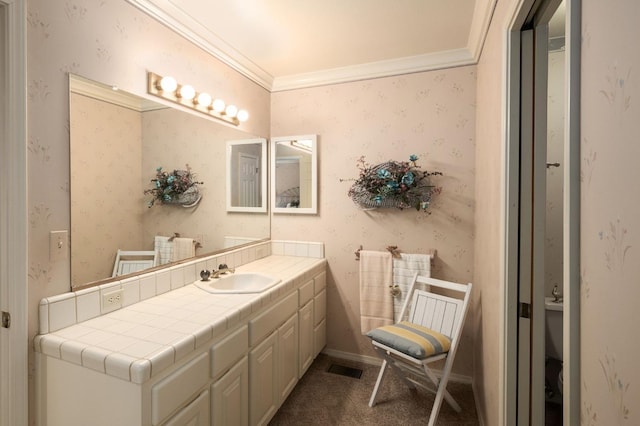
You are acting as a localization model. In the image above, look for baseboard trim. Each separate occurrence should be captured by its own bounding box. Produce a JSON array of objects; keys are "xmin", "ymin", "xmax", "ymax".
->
[{"xmin": 321, "ymin": 348, "xmax": 473, "ymax": 385}]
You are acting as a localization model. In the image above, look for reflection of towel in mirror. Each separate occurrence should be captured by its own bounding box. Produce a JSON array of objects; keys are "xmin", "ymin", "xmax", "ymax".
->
[
  {"xmin": 392, "ymin": 253, "xmax": 432, "ymax": 322},
  {"xmin": 154, "ymin": 236, "xmax": 173, "ymax": 265},
  {"xmin": 359, "ymin": 250, "xmax": 394, "ymax": 334},
  {"xmin": 171, "ymin": 238, "xmax": 195, "ymax": 262}
]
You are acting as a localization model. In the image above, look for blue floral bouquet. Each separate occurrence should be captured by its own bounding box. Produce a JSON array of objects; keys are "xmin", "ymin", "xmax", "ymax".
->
[
  {"xmin": 144, "ymin": 164, "xmax": 203, "ymax": 207},
  {"xmin": 347, "ymin": 155, "xmax": 441, "ymax": 210}
]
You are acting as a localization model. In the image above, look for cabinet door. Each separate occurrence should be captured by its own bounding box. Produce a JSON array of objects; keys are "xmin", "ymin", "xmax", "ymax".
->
[
  {"xmin": 298, "ymin": 301, "xmax": 314, "ymax": 377},
  {"xmin": 164, "ymin": 390, "xmax": 210, "ymax": 426},
  {"xmin": 278, "ymin": 314, "xmax": 298, "ymax": 401},
  {"xmin": 314, "ymin": 318, "xmax": 326, "ymax": 358},
  {"xmin": 212, "ymin": 356, "xmax": 248, "ymax": 426},
  {"xmin": 249, "ymin": 331, "xmax": 278, "ymax": 426}
]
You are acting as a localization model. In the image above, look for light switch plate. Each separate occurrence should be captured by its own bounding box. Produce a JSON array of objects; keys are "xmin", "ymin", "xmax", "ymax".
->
[{"xmin": 49, "ymin": 230, "xmax": 68, "ymax": 262}]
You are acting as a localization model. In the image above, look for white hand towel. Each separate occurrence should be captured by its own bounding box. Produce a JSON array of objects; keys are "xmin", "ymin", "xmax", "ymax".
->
[
  {"xmin": 392, "ymin": 253, "xmax": 432, "ymax": 321},
  {"xmin": 154, "ymin": 235, "xmax": 173, "ymax": 265},
  {"xmin": 359, "ymin": 250, "xmax": 394, "ymax": 334},
  {"xmin": 171, "ymin": 237, "xmax": 195, "ymax": 262}
]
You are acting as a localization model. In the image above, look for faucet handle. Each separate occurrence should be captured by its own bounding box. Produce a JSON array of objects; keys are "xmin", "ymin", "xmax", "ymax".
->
[
  {"xmin": 552, "ymin": 285, "xmax": 560, "ymax": 302},
  {"xmin": 218, "ymin": 263, "xmax": 228, "ymax": 270}
]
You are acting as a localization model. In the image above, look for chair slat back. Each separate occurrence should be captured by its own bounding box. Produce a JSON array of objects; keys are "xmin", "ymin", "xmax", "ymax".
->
[{"xmin": 408, "ymin": 289, "xmax": 464, "ymax": 339}]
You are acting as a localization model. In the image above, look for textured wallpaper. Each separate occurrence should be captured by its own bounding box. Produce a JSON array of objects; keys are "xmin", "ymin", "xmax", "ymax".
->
[
  {"xmin": 271, "ymin": 67, "xmax": 477, "ymax": 376},
  {"xmin": 70, "ymin": 92, "xmax": 145, "ymax": 286},
  {"xmin": 581, "ymin": 1, "xmax": 640, "ymax": 424}
]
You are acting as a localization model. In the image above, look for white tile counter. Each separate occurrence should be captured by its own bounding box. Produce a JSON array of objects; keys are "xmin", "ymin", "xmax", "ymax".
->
[{"xmin": 35, "ymin": 253, "xmax": 326, "ymax": 384}]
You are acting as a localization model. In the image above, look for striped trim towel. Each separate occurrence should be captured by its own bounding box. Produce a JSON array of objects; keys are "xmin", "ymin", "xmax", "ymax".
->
[
  {"xmin": 359, "ymin": 250, "xmax": 394, "ymax": 334},
  {"xmin": 392, "ymin": 253, "xmax": 432, "ymax": 322},
  {"xmin": 367, "ymin": 321, "xmax": 452, "ymax": 359},
  {"xmin": 154, "ymin": 236, "xmax": 173, "ymax": 265}
]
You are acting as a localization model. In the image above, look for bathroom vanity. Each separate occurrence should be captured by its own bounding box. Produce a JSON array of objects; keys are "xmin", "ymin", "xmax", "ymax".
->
[{"xmin": 35, "ymin": 242, "xmax": 326, "ymax": 426}]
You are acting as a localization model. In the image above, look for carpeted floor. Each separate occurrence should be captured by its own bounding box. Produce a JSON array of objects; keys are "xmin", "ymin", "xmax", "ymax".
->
[{"xmin": 269, "ymin": 354, "xmax": 479, "ymax": 425}]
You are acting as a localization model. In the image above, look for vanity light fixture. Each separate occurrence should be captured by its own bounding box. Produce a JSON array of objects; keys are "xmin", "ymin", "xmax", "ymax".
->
[
  {"xmin": 289, "ymin": 139, "xmax": 313, "ymax": 152},
  {"xmin": 147, "ymin": 71, "xmax": 249, "ymax": 126}
]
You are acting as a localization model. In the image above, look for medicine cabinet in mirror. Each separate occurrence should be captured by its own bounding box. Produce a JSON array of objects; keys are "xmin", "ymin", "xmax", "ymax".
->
[
  {"xmin": 226, "ymin": 138, "xmax": 267, "ymax": 213},
  {"xmin": 271, "ymin": 134, "xmax": 318, "ymax": 214}
]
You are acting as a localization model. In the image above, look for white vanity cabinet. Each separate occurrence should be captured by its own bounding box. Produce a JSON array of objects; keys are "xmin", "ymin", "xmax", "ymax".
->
[
  {"xmin": 313, "ymin": 271, "xmax": 327, "ymax": 358},
  {"xmin": 164, "ymin": 389, "xmax": 210, "ymax": 426},
  {"xmin": 212, "ymin": 357, "xmax": 248, "ymax": 425},
  {"xmin": 36, "ymin": 257, "xmax": 326, "ymax": 426},
  {"xmin": 298, "ymin": 299, "xmax": 314, "ymax": 376}
]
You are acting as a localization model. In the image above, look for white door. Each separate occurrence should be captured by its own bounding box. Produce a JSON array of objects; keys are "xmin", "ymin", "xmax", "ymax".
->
[
  {"xmin": 0, "ymin": 1, "xmax": 28, "ymax": 426},
  {"xmin": 517, "ymin": 25, "xmax": 549, "ymax": 426},
  {"xmin": 238, "ymin": 153, "xmax": 260, "ymax": 207}
]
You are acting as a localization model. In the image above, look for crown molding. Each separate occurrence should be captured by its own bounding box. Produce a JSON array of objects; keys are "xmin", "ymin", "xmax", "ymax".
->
[
  {"xmin": 271, "ymin": 48, "xmax": 476, "ymax": 92},
  {"xmin": 126, "ymin": 0, "xmax": 274, "ymax": 90},
  {"xmin": 127, "ymin": 0, "xmax": 492, "ymax": 93},
  {"xmin": 466, "ymin": 0, "xmax": 498, "ymax": 62}
]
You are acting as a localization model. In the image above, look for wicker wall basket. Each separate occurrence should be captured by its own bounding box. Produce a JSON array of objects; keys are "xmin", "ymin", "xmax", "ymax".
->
[
  {"xmin": 346, "ymin": 159, "xmax": 439, "ymax": 211},
  {"xmin": 349, "ymin": 185, "xmax": 432, "ymax": 210},
  {"xmin": 162, "ymin": 186, "xmax": 202, "ymax": 207}
]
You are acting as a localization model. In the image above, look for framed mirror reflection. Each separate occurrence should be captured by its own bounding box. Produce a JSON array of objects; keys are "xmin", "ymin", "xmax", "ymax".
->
[
  {"xmin": 271, "ymin": 134, "xmax": 318, "ymax": 215},
  {"xmin": 226, "ymin": 138, "xmax": 267, "ymax": 213}
]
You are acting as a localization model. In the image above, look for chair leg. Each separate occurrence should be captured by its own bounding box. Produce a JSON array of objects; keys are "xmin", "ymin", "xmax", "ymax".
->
[
  {"xmin": 369, "ymin": 360, "xmax": 388, "ymax": 407},
  {"xmin": 422, "ymin": 365, "xmax": 461, "ymax": 412},
  {"xmin": 426, "ymin": 367, "xmax": 458, "ymax": 426}
]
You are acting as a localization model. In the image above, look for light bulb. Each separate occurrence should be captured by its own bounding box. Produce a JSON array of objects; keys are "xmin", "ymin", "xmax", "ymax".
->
[
  {"xmin": 237, "ymin": 109, "xmax": 249, "ymax": 122},
  {"xmin": 225, "ymin": 105, "xmax": 238, "ymax": 118},
  {"xmin": 159, "ymin": 76, "xmax": 177, "ymax": 92},
  {"xmin": 212, "ymin": 99, "xmax": 225, "ymax": 112},
  {"xmin": 179, "ymin": 84, "xmax": 196, "ymax": 100},
  {"xmin": 196, "ymin": 92, "xmax": 212, "ymax": 107}
]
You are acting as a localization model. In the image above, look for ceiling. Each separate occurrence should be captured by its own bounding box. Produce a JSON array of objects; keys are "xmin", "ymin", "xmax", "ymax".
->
[{"xmin": 127, "ymin": 0, "xmax": 497, "ymax": 91}]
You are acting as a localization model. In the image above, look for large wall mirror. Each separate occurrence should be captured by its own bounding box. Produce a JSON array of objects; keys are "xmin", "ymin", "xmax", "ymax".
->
[
  {"xmin": 226, "ymin": 139, "xmax": 267, "ymax": 213},
  {"xmin": 69, "ymin": 74, "xmax": 270, "ymax": 288},
  {"xmin": 271, "ymin": 134, "xmax": 318, "ymax": 214}
]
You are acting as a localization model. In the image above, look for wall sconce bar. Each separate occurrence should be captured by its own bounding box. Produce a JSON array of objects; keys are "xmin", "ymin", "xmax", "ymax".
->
[{"xmin": 146, "ymin": 72, "xmax": 249, "ymax": 126}]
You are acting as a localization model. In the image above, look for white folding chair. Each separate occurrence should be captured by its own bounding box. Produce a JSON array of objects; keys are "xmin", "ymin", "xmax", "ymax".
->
[
  {"xmin": 112, "ymin": 249, "xmax": 158, "ymax": 277},
  {"xmin": 367, "ymin": 273, "xmax": 472, "ymax": 426}
]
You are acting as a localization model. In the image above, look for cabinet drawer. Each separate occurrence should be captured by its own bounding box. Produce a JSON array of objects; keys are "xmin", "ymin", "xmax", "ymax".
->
[
  {"xmin": 313, "ymin": 288, "xmax": 326, "ymax": 326},
  {"xmin": 211, "ymin": 325, "xmax": 248, "ymax": 379},
  {"xmin": 250, "ymin": 291, "xmax": 297, "ymax": 346},
  {"xmin": 313, "ymin": 271, "xmax": 326, "ymax": 294},
  {"xmin": 163, "ymin": 389, "xmax": 210, "ymax": 426},
  {"xmin": 151, "ymin": 352, "xmax": 209, "ymax": 425},
  {"xmin": 298, "ymin": 279, "xmax": 314, "ymax": 307}
]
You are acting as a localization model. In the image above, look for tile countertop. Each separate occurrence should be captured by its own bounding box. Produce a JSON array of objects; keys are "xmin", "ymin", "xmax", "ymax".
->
[{"xmin": 34, "ymin": 255, "xmax": 326, "ymax": 384}]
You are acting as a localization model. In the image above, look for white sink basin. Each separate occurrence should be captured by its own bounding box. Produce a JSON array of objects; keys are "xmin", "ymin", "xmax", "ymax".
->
[{"xmin": 195, "ymin": 272, "xmax": 281, "ymax": 294}]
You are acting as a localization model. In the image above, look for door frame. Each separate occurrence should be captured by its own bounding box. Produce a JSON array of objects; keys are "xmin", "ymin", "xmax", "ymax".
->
[
  {"xmin": 502, "ymin": 0, "xmax": 581, "ymax": 424},
  {"xmin": 0, "ymin": 0, "xmax": 28, "ymax": 425}
]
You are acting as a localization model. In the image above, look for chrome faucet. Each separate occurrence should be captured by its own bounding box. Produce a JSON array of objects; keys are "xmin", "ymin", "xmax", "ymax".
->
[
  {"xmin": 211, "ymin": 263, "xmax": 235, "ymax": 278},
  {"xmin": 552, "ymin": 285, "xmax": 560, "ymax": 302}
]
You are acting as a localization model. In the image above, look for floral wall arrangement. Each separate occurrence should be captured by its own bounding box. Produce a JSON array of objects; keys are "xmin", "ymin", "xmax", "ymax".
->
[
  {"xmin": 345, "ymin": 154, "xmax": 441, "ymax": 211},
  {"xmin": 144, "ymin": 164, "xmax": 203, "ymax": 207}
]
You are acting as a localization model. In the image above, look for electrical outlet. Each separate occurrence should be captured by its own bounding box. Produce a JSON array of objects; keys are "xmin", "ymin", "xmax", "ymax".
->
[{"xmin": 102, "ymin": 289, "xmax": 123, "ymax": 312}]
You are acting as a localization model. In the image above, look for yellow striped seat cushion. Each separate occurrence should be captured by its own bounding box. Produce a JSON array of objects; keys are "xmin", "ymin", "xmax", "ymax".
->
[{"xmin": 366, "ymin": 321, "xmax": 452, "ymax": 359}]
